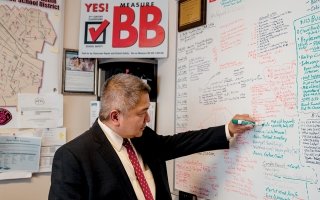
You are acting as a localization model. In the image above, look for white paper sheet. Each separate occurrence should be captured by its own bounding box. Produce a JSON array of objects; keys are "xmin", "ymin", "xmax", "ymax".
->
[
  {"xmin": 0, "ymin": 136, "xmax": 41, "ymax": 173},
  {"xmin": 147, "ymin": 102, "xmax": 156, "ymax": 131},
  {"xmin": 35, "ymin": 128, "xmax": 66, "ymax": 172},
  {"xmin": 0, "ymin": 171, "xmax": 32, "ymax": 180},
  {"xmin": 17, "ymin": 93, "xmax": 63, "ymax": 128},
  {"xmin": 90, "ymin": 101, "xmax": 100, "ymax": 126}
]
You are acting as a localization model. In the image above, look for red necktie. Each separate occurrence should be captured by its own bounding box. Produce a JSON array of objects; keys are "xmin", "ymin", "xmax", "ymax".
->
[{"xmin": 123, "ymin": 139, "xmax": 154, "ymax": 200}]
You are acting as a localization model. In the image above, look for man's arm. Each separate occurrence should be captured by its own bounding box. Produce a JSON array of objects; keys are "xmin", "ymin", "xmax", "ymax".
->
[{"xmin": 136, "ymin": 125, "xmax": 229, "ymax": 161}]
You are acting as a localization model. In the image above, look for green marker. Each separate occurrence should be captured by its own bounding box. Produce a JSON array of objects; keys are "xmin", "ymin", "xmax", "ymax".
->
[{"xmin": 232, "ymin": 119, "xmax": 255, "ymax": 125}]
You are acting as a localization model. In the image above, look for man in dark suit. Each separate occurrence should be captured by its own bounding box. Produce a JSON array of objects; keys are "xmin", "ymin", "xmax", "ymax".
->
[{"xmin": 49, "ymin": 73, "xmax": 254, "ymax": 200}]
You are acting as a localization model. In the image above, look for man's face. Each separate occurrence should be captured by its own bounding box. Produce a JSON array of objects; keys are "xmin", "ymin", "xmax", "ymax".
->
[{"xmin": 118, "ymin": 93, "xmax": 151, "ymax": 138}]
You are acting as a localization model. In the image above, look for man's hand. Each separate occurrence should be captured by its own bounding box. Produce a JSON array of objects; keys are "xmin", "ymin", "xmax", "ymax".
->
[{"xmin": 228, "ymin": 114, "xmax": 255, "ymax": 137}]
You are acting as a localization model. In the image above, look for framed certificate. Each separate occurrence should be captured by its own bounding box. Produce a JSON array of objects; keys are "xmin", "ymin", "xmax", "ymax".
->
[
  {"xmin": 62, "ymin": 49, "xmax": 97, "ymax": 94},
  {"xmin": 178, "ymin": 0, "xmax": 207, "ymax": 32}
]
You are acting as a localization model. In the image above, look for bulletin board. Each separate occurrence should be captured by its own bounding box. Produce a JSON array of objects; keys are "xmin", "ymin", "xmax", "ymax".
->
[
  {"xmin": 174, "ymin": 0, "xmax": 320, "ymax": 199},
  {"xmin": 0, "ymin": 0, "xmax": 65, "ymax": 179},
  {"xmin": 0, "ymin": 0, "xmax": 64, "ymax": 127}
]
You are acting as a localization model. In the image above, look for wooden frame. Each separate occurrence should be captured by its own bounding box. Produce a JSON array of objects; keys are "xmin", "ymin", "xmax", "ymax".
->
[
  {"xmin": 178, "ymin": 0, "xmax": 207, "ymax": 32},
  {"xmin": 62, "ymin": 48, "xmax": 97, "ymax": 95}
]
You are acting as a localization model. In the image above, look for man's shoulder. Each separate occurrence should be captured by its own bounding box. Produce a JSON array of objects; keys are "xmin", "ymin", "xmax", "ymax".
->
[
  {"xmin": 59, "ymin": 128, "xmax": 98, "ymax": 153},
  {"xmin": 66, "ymin": 121, "xmax": 105, "ymax": 145}
]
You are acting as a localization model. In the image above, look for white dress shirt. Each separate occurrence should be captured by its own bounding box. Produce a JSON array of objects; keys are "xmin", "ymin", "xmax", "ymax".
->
[{"xmin": 98, "ymin": 119, "xmax": 156, "ymax": 200}]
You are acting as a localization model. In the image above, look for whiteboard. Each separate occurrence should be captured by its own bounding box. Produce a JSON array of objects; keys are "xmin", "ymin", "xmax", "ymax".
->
[{"xmin": 174, "ymin": 0, "xmax": 320, "ymax": 199}]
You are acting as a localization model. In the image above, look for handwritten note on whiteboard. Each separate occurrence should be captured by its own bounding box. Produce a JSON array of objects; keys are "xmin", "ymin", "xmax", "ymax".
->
[{"xmin": 174, "ymin": 0, "xmax": 320, "ymax": 199}]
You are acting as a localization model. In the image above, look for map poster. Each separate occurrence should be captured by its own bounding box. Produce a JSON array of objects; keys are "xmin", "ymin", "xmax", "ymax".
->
[{"xmin": 0, "ymin": 0, "xmax": 64, "ymax": 108}]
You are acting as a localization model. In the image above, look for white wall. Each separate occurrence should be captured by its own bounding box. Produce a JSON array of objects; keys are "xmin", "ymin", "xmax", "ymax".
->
[
  {"xmin": 0, "ymin": 0, "xmax": 178, "ymax": 199},
  {"xmin": 157, "ymin": 0, "xmax": 178, "ymax": 198}
]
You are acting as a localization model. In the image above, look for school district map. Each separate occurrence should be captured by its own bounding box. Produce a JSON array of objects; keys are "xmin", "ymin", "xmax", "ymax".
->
[{"xmin": 0, "ymin": 5, "xmax": 56, "ymax": 106}]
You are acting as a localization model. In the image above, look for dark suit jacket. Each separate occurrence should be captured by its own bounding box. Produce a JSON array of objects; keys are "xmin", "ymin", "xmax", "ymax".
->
[{"xmin": 49, "ymin": 121, "xmax": 229, "ymax": 200}]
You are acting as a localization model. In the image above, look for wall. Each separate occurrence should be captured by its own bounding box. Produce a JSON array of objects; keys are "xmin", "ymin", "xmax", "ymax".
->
[{"xmin": 0, "ymin": 0, "xmax": 178, "ymax": 199}]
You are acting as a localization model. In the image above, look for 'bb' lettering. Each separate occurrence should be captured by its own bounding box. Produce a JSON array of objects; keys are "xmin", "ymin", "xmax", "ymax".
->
[{"xmin": 112, "ymin": 6, "xmax": 164, "ymax": 48}]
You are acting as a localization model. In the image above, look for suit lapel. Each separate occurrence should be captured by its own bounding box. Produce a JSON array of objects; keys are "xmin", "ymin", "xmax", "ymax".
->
[{"xmin": 91, "ymin": 121, "xmax": 138, "ymax": 200}]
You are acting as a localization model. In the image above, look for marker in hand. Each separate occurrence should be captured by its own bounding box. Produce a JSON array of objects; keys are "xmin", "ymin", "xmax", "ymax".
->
[{"xmin": 231, "ymin": 119, "xmax": 256, "ymax": 126}]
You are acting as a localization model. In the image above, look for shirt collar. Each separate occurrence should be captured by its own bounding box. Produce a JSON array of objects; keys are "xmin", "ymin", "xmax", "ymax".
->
[{"xmin": 98, "ymin": 118, "xmax": 124, "ymax": 152}]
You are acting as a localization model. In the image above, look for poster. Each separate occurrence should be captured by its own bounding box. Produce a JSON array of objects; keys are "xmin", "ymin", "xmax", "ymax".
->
[{"xmin": 79, "ymin": 0, "xmax": 168, "ymax": 58}]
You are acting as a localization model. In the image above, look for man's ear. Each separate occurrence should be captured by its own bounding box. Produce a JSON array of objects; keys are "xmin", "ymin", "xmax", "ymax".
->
[{"xmin": 109, "ymin": 110, "xmax": 120, "ymax": 126}]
